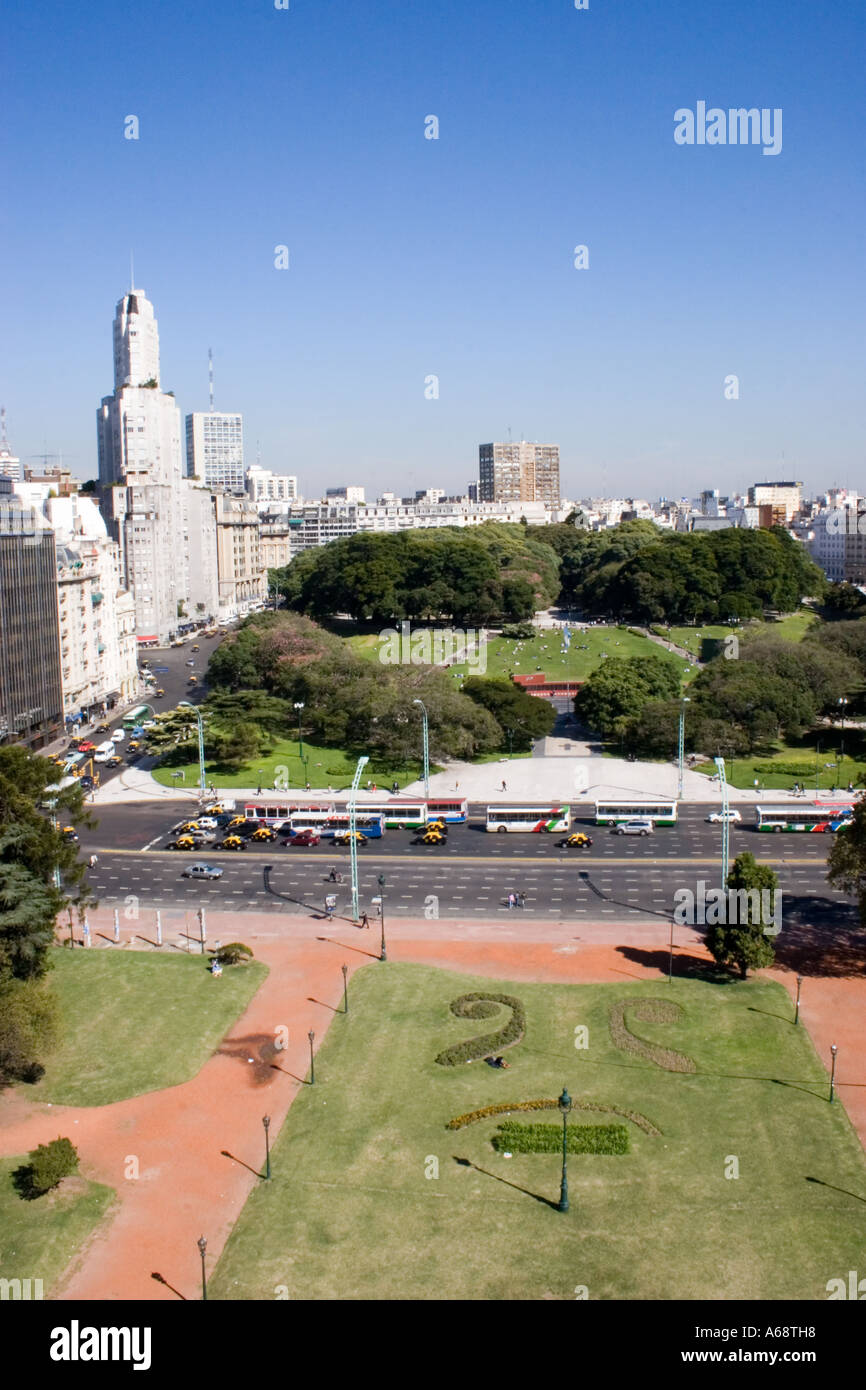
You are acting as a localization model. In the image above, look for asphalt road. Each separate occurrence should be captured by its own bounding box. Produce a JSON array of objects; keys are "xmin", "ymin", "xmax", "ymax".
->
[{"xmin": 77, "ymin": 802, "xmax": 855, "ymax": 932}]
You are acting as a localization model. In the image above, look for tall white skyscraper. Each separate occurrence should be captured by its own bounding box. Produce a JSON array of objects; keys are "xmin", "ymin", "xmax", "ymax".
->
[
  {"xmin": 97, "ymin": 288, "xmax": 191, "ymax": 644},
  {"xmin": 186, "ymin": 412, "xmax": 245, "ymax": 491}
]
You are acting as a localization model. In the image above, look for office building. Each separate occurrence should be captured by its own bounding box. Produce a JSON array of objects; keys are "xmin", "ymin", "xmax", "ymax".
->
[
  {"xmin": 246, "ymin": 466, "xmax": 298, "ymax": 505},
  {"xmin": 747, "ymin": 481, "xmax": 803, "ymax": 523},
  {"xmin": 479, "ymin": 442, "xmax": 560, "ymax": 504},
  {"xmin": 0, "ymin": 483, "xmax": 64, "ymax": 748},
  {"xmin": 186, "ymin": 411, "xmax": 245, "ymax": 491}
]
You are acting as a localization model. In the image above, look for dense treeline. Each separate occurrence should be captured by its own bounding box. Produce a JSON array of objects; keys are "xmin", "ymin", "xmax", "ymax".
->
[
  {"xmin": 527, "ymin": 520, "xmax": 824, "ymax": 623},
  {"xmin": 157, "ymin": 612, "xmax": 554, "ymax": 769},
  {"xmin": 271, "ymin": 525, "xmax": 561, "ymax": 624},
  {"xmin": 0, "ymin": 749, "xmax": 90, "ymax": 1087}
]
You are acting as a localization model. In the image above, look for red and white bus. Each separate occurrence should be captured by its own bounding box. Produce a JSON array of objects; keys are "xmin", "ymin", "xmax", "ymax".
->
[
  {"xmin": 244, "ymin": 800, "xmax": 334, "ymax": 827},
  {"xmin": 425, "ymin": 798, "xmax": 469, "ymax": 824}
]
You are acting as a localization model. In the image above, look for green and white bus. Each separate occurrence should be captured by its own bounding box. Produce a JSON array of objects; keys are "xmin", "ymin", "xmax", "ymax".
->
[
  {"xmin": 123, "ymin": 704, "xmax": 151, "ymax": 731},
  {"xmin": 755, "ymin": 802, "xmax": 855, "ymax": 833},
  {"xmin": 594, "ymin": 800, "xmax": 678, "ymax": 826},
  {"xmin": 486, "ymin": 806, "xmax": 571, "ymax": 833}
]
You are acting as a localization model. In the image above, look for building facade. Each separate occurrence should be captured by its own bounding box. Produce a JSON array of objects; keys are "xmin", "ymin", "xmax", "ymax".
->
[
  {"xmin": 479, "ymin": 442, "xmax": 561, "ymax": 504},
  {"xmin": 246, "ymin": 466, "xmax": 298, "ymax": 505},
  {"xmin": 747, "ymin": 481, "xmax": 803, "ymax": 523},
  {"xmin": 0, "ymin": 486, "xmax": 63, "ymax": 749},
  {"xmin": 186, "ymin": 411, "xmax": 245, "ymax": 491},
  {"xmin": 214, "ymin": 493, "xmax": 267, "ymax": 616}
]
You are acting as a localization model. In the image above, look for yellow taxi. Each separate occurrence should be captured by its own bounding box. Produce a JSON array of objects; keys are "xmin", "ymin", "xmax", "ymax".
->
[
  {"xmin": 333, "ymin": 831, "xmax": 367, "ymax": 846},
  {"xmin": 168, "ymin": 835, "xmax": 197, "ymax": 851},
  {"xmin": 250, "ymin": 826, "xmax": 276, "ymax": 842},
  {"xmin": 228, "ymin": 815, "xmax": 247, "ymax": 829},
  {"xmin": 219, "ymin": 835, "xmax": 246, "ymax": 851},
  {"xmin": 415, "ymin": 828, "xmax": 447, "ymax": 845}
]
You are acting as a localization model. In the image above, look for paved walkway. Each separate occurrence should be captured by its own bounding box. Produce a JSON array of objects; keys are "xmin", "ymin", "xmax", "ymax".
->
[{"xmin": 1, "ymin": 911, "xmax": 863, "ymax": 1301}]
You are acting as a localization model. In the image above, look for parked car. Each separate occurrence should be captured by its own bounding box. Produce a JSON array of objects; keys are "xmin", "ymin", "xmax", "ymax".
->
[
  {"xmin": 610, "ymin": 819, "xmax": 654, "ymax": 836},
  {"xmin": 181, "ymin": 862, "xmax": 223, "ymax": 880},
  {"xmin": 168, "ymin": 836, "xmax": 197, "ymax": 851},
  {"xmin": 706, "ymin": 809, "xmax": 742, "ymax": 824},
  {"xmin": 286, "ymin": 829, "xmax": 321, "ymax": 847},
  {"xmin": 196, "ymin": 817, "xmax": 219, "ymax": 830},
  {"xmin": 559, "ymin": 833, "xmax": 593, "ymax": 848},
  {"xmin": 219, "ymin": 835, "xmax": 246, "ymax": 851}
]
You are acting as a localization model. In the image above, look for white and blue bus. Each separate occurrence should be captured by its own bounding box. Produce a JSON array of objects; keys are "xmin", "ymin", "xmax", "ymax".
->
[
  {"xmin": 486, "ymin": 806, "xmax": 571, "ymax": 833},
  {"xmin": 594, "ymin": 800, "xmax": 678, "ymax": 826}
]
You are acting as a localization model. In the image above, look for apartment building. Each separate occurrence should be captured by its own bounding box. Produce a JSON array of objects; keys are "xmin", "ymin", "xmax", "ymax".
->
[
  {"xmin": 479, "ymin": 442, "xmax": 561, "ymax": 504},
  {"xmin": 214, "ymin": 493, "xmax": 267, "ymax": 616},
  {"xmin": 0, "ymin": 485, "xmax": 63, "ymax": 749}
]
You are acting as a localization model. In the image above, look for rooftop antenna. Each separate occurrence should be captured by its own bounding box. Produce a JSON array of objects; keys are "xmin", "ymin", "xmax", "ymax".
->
[
  {"xmin": 130, "ymin": 250, "xmax": 135, "ymax": 292},
  {"xmin": 208, "ymin": 348, "xmax": 214, "ymax": 412},
  {"xmin": 256, "ymin": 439, "xmax": 262, "ymax": 467},
  {"xmin": 0, "ymin": 406, "xmax": 7, "ymax": 450}
]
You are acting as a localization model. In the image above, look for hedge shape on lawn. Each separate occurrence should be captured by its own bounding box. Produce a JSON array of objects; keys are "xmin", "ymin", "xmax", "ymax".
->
[
  {"xmin": 434, "ymin": 993, "xmax": 526, "ymax": 1067},
  {"xmin": 446, "ymin": 1097, "xmax": 661, "ymax": 1136},
  {"xmin": 609, "ymin": 998, "xmax": 696, "ymax": 1073},
  {"xmin": 492, "ymin": 1121, "xmax": 629, "ymax": 1155}
]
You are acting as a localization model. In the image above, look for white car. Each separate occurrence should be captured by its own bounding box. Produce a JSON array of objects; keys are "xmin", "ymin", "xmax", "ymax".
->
[
  {"xmin": 196, "ymin": 817, "xmax": 219, "ymax": 830},
  {"xmin": 706, "ymin": 809, "xmax": 742, "ymax": 824},
  {"xmin": 181, "ymin": 862, "xmax": 223, "ymax": 880},
  {"xmin": 110, "ymin": 728, "xmax": 125, "ymax": 742},
  {"xmin": 94, "ymin": 750, "xmax": 113, "ymax": 763}
]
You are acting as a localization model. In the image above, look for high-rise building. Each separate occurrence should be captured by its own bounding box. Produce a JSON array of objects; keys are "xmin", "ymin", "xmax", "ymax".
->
[
  {"xmin": 0, "ymin": 409, "xmax": 21, "ymax": 481},
  {"xmin": 97, "ymin": 288, "xmax": 191, "ymax": 645},
  {"xmin": 0, "ymin": 482, "xmax": 63, "ymax": 749},
  {"xmin": 479, "ymin": 442, "xmax": 560, "ymax": 504},
  {"xmin": 246, "ymin": 465, "xmax": 298, "ymax": 505},
  {"xmin": 186, "ymin": 412, "xmax": 245, "ymax": 491},
  {"xmin": 214, "ymin": 493, "xmax": 266, "ymax": 617},
  {"xmin": 747, "ymin": 481, "xmax": 803, "ymax": 523}
]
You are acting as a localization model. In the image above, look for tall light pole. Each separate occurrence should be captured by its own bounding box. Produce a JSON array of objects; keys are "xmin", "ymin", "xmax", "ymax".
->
[
  {"xmin": 347, "ymin": 754, "xmax": 369, "ymax": 923},
  {"xmin": 558, "ymin": 1087, "xmax": 572, "ymax": 1212},
  {"xmin": 178, "ymin": 700, "xmax": 206, "ymax": 800},
  {"xmin": 197, "ymin": 1235, "xmax": 208, "ymax": 1301},
  {"xmin": 342, "ymin": 963, "xmax": 349, "ymax": 1014},
  {"xmin": 262, "ymin": 1114, "xmax": 271, "ymax": 1180},
  {"xmin": 677, "ymin": 696, "xmax": 690, "ymax": 800},
  {"xmin": 308, "ymin": 1029, "xmax": 315, "ymax": 1086},
  {"xmin": 829, "ymin": 1043, "xmax": 838, "ymax": 1103},
  {"xmin": 713, "ymin": 756, "xmax": 729, "ymax": 892},
  {"xmin": 294, "ymin": 702, "xmax": 305, "ymax": 759},
  {"xmin": 815, "ymin": 739, "xmax": 822, "ymax": 798},
  {"xmin": 794, "ymin": 973, "xmax": 803, "ymax": 1025},
  {"xmin": 378, "ymin": 873, "xmax": 387, "ymax": 961},
  {"xmin": 413, "ymin": 699, "xmax": 430, "ymax": 801}
]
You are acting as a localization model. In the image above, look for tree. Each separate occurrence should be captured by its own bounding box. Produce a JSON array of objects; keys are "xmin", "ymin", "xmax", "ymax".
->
[
  {"xmin": 705, "ymin": 853, "xmax": 778, "ymax": 978},
  {"xmin": 574, "ymin": 656, "xmax": 682, "ymax": 737},
  {"xmin": 25, "ymin": 1137, "xmax": 79, "ymax": 1196},
  {"xmin": 0, "ymin": 978, "xmax": 59, "ymax": 1085},
  {"xmin": 462, "ymin": 677, "xmax": 555, "ymax": 750},
  {"xmin": 214, "ymin": 942, "xmax": 254, "ymax": 966},
  {"xmin": 827, "ymin": 800, "xmax": 866, "ymax": 923}
]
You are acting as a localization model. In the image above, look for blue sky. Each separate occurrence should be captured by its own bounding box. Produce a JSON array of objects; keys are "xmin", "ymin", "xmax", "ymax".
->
[{"xmin": 1, "ymin": 0, "xmax": 864, "ymax": 500}]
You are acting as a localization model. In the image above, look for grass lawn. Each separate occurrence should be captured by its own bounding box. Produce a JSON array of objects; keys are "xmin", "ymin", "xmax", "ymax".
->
[
  {"xmin": 27, "ymin": 950, "xmax": 267, "ymax": 1107},
  {"xmin": 0, "ymin": 1156, "xmax": 116, "ymax": 1296},
  {"xmin": 695, "ymin": 729, "xmax": 866, "ymax": 791},
  {"xmin": 150, "ymin": 737, "xmax": 425, "ymax": 792},
  {"xmin": 450, "ymin": 626, "xmax": 691, "ymax": 684},
  {"xmin": 665, "ymin": 612, "xmax": 817, "ymax": 661},
  {"xmin": 210, "ymin": 963, "xmax": 866, "ymax": 1301}
]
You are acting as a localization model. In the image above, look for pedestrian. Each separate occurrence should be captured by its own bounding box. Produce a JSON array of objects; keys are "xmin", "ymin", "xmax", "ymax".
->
[
  {"xmin": 361, "ymin": 912, "xmax": 370, "ymax": 929},
  {"xmin": 501, "ymin": 780, "xmax": 507, "ymax": 792},
  {"xmin": 305, "ymin": 781, "xmax": 311, "ymax": 791},
  {"xmin": 518, "ymin": 892, "xmax": 526, "ymax": 909},
  {"xmin": 507, "ymin": 892, "xmax": 515, "ymax": 910},
  {"xmin": 89, "ymin": 853, "xmax": 98, "ymax": 869}
]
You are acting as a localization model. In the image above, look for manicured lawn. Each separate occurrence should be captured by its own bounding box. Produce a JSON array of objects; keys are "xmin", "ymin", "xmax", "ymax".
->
[
  {"xmin": 449, "ymin": 626, "xmax": 691, "ymax": 684},
  {"xmin": 151, "ymin": 737, "xmax": 425, "ymax": 792},
  {"xmin": 210, "ymin": 964, "xmax": 866, "ymax": 1301},
  {"xmin": 665, "ymin": 612, "xmax": 817, "ymax": 660},
  {"xmin": 27, "ymin": 950, "xmax": 267, "ymax": 1107},
  {"xmin": 695, "ymin": 731, "xmax": 866, "ymax": 791},
  {"xmin": 0, "ymin": 1156, "xmax": 115, "ymax": 1296}
]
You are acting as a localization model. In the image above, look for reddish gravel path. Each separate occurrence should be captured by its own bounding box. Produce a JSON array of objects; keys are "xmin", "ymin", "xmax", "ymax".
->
[{"xmin": 0, "ymin": 910, "xmax": 862, "ymax": 1300}]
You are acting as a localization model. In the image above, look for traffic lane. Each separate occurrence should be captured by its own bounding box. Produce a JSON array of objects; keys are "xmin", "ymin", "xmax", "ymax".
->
[{"xmin": 82, "ymin": 852, "xmax": 849, "ymax": 922}]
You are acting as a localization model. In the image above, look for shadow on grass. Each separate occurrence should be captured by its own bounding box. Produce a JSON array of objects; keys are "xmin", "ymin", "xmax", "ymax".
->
[
  {"xmin": 11, "ymin": 1164, "xmax": 41, "ymax": 1202},
  {"xmin": 452, "ymin": 1156, "xmax": 558, "ymax": 1210},
  {"xmin": 806, "ymin": 1176, "xmax": 866, "ymax": 1205},
  {"xmin": 151, "ymin": 1272, "xmax": 187, "ymax": 1300}
]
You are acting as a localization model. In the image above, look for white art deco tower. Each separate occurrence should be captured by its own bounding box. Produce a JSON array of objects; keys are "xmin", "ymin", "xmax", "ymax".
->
[{"xmin": 97, "ymin": 288, "xmax": 191, "ymax": 642}]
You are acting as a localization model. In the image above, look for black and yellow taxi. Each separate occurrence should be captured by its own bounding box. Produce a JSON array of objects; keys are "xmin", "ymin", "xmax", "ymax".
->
[
  {"xmin": 60, "ymin": 826, "xmax": 79, "ymax": 842},
  {"xmin": 219, "ymin": 834, "xmax": 246, "ymax": 851},
  {"xmin": 250, "ymin": 825, "xmax": 276, "ymax": 842},
  {"xmin": 155, "ymin": 688, "xmax": 165, "ymax": 698},
  {"xmin": 558, "ymin": 832, "xmax": 593, "ymax": 849},
  {"xmin": 168, "ymin": 834, "xmax": 197, "ymax": 851},
  {"xmin": 227, "ymin": 815, "xmax": 247, "ymax": 830},
  {"xmin": 415, "ymin": 827, "xmax": 447, "ymax": 845},
  {"xmin": 332, "ymin": 830, "xmax": 367, "ymax": 846},
  {"xmin": 426, "ymin": 819, "xmax": 448, "ymax": 834},
  {"xmin": 177, "ymin": 821, "xmax": 202, "ymax": 834}
]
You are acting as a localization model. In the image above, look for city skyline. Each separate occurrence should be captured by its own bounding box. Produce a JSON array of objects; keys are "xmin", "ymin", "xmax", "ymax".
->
[{"xmin": 2, "ymin": 1, "xmax": 865, "ymax": 499}]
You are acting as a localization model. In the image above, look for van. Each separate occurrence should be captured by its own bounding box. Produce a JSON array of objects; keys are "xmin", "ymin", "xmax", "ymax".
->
[{"xmin": 96, "ymin": 740, "xmax": 115, "ymax": 756}]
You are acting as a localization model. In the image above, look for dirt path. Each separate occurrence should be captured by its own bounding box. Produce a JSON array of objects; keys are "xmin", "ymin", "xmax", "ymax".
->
[{"xmin": 0, "ymin": 911, "xmax": 862, "ymax": 1300}]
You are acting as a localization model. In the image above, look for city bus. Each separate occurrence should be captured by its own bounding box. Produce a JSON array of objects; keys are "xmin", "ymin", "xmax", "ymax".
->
[
  {"xmin": 123, "ymin": 704, "xmax": 151, "ymax": 731},
  {"xmin": 313, "ymin": 813, "xmax": 385, "ymax": 840},
  {"xmin": 244, "ymin": 800, "xmax": 334, "ymax": 827},
  {"xmin": 755, "ymin": 803, "xmax": 855, "ymax": 833},
  {"xmin": 594, "ymin": 800, "xmax": 678, "ymax": 826},
  {"xmin": 486, "ymin": 806, "xmax": 571, "ymax": 833},
  {"xmin": 425, "ymin": 798, "xmax": 469, "ymax": 824},
  {"xmin": 342, "ymin": 801, "xmax": 427, "ymax": 830}
]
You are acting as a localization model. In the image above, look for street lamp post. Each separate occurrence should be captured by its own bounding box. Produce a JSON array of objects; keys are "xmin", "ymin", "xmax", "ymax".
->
[
  {"xmin": 263, "ymin": 1114, "xmax": 271, "ymax": 1180},
  {"xmin": 294, "ymin": 702, "xmax": 305, "ymax": 760},
  {"xmin": 342, "ymin": 963, "xmax": 349, "ymax": 1014},
  {"xmin": 197, "ymin": 1235, "xmax": 208, "ymax": 1301},
  {"xmin": 506, "ymin": 727, "xmax": 514, "ymax": 759},
  {"xmin": 378, "ymin": 873, "xmax": 387, "ymax": 961},
  {"xmin": 794, "ymin": 973, "xmax": 803, "ymax": 1026},
  {"xmin": 829, "ymin": 1043, "xmax": 838, "ymax": 1103},
  {"xmin": 308, "ymin": 1028, "xmax": 315, "ymax": 1085},
  {"xmin": 677, "ymin": 697, "xmax": 690, "ymax": 800},
  {"xmin": 558, "ymin": 1087, "xmax": 572, "ymax": 1212},
  {"xmin": 413, "ymin": 699, "xmax": 430, "ymax": 801},
  {"xmin": 178, "ymin": 701, "xmax": 206, "ymax": 800},
  {"xmin": 815, "ymin": 739, "xmax": 823, "ymax": 797}
]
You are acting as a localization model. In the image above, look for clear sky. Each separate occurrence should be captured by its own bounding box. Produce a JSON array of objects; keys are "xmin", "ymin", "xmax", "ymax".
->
[{"xmin": 1, "ymin": 0, "xmax": 864, "ymax": 500}]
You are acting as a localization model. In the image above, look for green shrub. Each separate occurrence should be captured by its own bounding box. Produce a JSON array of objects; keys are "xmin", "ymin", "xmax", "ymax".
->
[
  {"xmin": 609, "ymin": 998, "xmax": 696, "ymax": 1073},
  {"xmin": 434, "ymin": 993, "xmax": 526, "ymax": 1067},
  {"xmin": 26, "ymin": 1137, "xmax": 79, "ymax": 1195},
  {"xmin": 214, "ymin": 942, "xmax": 254, "ymax": 966},
  {"xmin": 491, "ymin": 1121, "xmax": 629, "ymax": 1155}
]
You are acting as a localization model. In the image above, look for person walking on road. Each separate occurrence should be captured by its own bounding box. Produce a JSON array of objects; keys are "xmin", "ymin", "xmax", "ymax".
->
[
  {"xmin": 501, "ymin": 780, "xmax": 507, "ymax": 792},
  {"xmin": 360, "ymin": 912, "xmax": 370, "ymax": 929},
  {"xmin": 89, "ymin": 854, "xmax": 98, "ymax": 869}
]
